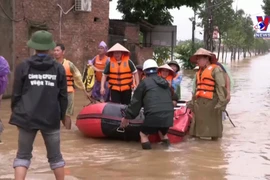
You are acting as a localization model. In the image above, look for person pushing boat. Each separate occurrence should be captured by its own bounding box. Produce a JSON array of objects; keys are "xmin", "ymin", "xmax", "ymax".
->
[{"xmin": 121, "ymin": 59, "xmax": 174, "ymax": 150}]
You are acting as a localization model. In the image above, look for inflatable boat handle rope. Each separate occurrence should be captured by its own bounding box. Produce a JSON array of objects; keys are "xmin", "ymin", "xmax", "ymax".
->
[{"xmin": 116, "ymin": 108, "xmax": 128, "ymax": 133}]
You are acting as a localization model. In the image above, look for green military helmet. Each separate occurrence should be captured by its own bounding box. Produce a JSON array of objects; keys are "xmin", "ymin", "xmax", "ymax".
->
[{"xmin": 27, "ymin": 30, "xmax": 56, "ymax": 51}]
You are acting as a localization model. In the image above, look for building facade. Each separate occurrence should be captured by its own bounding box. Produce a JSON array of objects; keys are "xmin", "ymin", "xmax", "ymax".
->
[{"xmin": 0, "ymin": 0, "xmax": 109, "ymax": 96}]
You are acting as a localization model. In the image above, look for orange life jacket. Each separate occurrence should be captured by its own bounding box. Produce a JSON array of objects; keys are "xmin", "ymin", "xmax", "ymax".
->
[
  {"xmin": 94, "ymin": 55, "xmax": 108, "ymax": 81},
  {"xmin": 195, "ymin": 64, "xmax": 217, "ymax": 99},
  {"xmin": 108, "ymin": 55, "xmax": 133, "ymax": 91},
  {"xmin": 62, "ymin": 59, "xmax": 74, "ymax": 93},
  {"xmin": 166, "ymin": 75, "xmax": 174, "ymax": 85}
]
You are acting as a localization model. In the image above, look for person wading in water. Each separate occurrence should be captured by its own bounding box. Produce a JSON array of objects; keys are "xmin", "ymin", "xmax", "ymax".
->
[
  {"xmin": 187, "ymin": 48, "xmax": 228, "ymax": 140},
  {"xmin": 9, "ymin": 30, "xmax": 68, "ymax": 180},
  {"xmin": 121, "ymin": 59, "xmax": 174, "ymax": 149},
  {"xmin": 100, "ymin": 43, "xmax": 139, "ymax": 105},
  {"xmin": 54, "ymin": 44, "xmax": 90, "ymax": 129},
  {"xmin": 87, "ymin": 41, "xmax": 110, "ymax": 102}
]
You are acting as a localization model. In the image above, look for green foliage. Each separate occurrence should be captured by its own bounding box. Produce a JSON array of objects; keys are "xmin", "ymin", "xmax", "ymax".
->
[
  {"xmin": 116, "ymin": 0, "xmax": 204, "ymax": 25},
  {"xmin": 197, "ymin": 0, "xmax": 234, "ymax": 36},
  {"xmin": 262, "ymin": 0, "xmax": 270, "ymax": 16},
  {"xmin": 175, "ymin": 40, "xmax": 204, "ymax": 69},
  {"xmin": 198, "ymin": 0, "xmax": 269, "ymax": 54},
  {"xmin": 153, "ymin": 47, "xmax": 171, "ymax": 65}
]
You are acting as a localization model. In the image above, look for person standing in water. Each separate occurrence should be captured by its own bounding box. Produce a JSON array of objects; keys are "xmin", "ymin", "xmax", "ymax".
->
[
  {"xmin": 187, "ymin": 48, "xmax": 228, "ymax": 140},
  {"xmin": 87, "ymin": 41, "xmax": 110, "ymax": 102},
  {"xmin": 54, "ymin": 44, "xmax": 90, "ymax": 129},
  {"xmin": 9, "ymin": 30, "xmax": 67, "ymax": 180},
  {"xmin": 121, "ymin": 59, "xmax": 174, "ymax": 149},
  {"xmin": 0, "ymin": 56, "xmax": 10, "ymax": 143},
  {"xmin": 100, "ymin": 43, "xmax": 139, "ymax": 105}
]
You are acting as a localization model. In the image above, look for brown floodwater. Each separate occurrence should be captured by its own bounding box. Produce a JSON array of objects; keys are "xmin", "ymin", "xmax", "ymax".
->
[{"xmin": 1, "ymin": 53, "xmax": 270, "ymax": 180}]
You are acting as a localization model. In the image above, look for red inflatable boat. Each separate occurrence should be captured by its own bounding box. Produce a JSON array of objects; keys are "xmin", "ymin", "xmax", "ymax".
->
[{"xmin": 76, "ymin": 102, "xmax": 192, "ymax": 144}]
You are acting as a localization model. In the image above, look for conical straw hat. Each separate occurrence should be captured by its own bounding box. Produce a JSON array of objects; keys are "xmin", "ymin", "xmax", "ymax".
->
[
  {"xmin": 106, "ymin": 43, "xmax": 130, "ymax": 57},
  {"xmin": 190, "ymin": 48, "xmax": 217, "ymax": 64},
  {"xmin": 158, "ymin": 64, "xmax": 175, "ymax": 77}
]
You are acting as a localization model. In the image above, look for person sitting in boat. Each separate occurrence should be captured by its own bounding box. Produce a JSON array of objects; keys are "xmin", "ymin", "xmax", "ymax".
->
[
  {"xmin": 0, "ymin": 55, "xmax": 10, "ymax": 143},
  {"xmin": 87, "ymin": 41, "xmax": 110, "ymax": 102},
  {"xmin": 100, "ymin": 43, "xmax": 139, "ymax": 105},
  {"xmin": 187, "ymin": 48, "xmax": 228, "ymax": 140},
  {"xmin": 121, "ymin": 59, "xmax": 174, "ymax": 150},
  {"xmin": 158, "ymin": 64, "xmax": 179, "ymax": 106},
  {"xmin": 167, "ymin": 61, "xmax": 182, "ymax": 99}
]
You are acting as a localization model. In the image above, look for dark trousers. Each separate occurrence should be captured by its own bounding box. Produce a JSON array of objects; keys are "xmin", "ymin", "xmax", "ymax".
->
[{"xmin": 110, "ymin": 89, "xmax": 132, "ymax": 105}]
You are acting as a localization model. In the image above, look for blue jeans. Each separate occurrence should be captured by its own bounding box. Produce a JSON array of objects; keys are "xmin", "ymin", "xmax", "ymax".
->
[{"xmin": 13, "ymin": 128, "xmax": 65, "ymax": 170}]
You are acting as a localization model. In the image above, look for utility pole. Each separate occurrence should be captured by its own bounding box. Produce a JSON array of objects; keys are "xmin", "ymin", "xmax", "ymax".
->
[
  {"xmin": 191, "ymin": 8, "xmax": 196, "ymax": 53},
  {"xmin": 205, "ymin": 0, "xmax": 213, "ymax": 51}
]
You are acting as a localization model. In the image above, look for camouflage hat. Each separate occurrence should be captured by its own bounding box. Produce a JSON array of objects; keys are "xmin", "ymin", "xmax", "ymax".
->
[{"xmin": 27, "ymin": 30, "xmax": 56, "ymax": 51}]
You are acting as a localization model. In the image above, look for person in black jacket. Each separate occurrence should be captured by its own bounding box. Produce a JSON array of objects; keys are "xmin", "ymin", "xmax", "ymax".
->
[
  {"xmin": 9, "ymin": 30, "xmax": 68, "ymax": 180},
  {"xmin": 121, "ymin": 59, "xmax": 174, "ymax": 150}
]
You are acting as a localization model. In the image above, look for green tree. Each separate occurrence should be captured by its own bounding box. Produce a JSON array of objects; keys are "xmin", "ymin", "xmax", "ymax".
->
[
  {"xmin": 262, "ymin": 0, "xmax": 270, "ymax": 15},
  {"xmin": 175, "ymin": 40, "xmax": 204, "ymax": 69},
  {"xmin": 153, "ymin": 47, "xmax": 171, "ymax": 65},
  {"xmin": 116, "ymin": 0, "xmax": 204, "ymax": 25},
  {"xmin": 197, "ymin": 0, "xmax": 234, "ymax": 57}
]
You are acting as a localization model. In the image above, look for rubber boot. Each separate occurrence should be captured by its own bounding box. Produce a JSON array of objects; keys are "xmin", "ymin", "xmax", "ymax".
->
[
  {"xmin": 161, "ymin": 139, "xmax": 171, "ymax": 147},
  {"xmin": 141, "ymin": 142, "xmax": 152, "ymax": 150}
]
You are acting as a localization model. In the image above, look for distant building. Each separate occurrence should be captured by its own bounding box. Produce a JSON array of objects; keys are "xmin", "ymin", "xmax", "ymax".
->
[{"xmin": 0, "ymin": 0, "xmax": 109, "ymax": 96}]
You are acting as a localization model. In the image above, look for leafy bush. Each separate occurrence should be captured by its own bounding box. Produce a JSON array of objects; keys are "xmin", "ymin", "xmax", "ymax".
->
[{"xmin": 175, "ymin": 40, "xmax": 204, "ymax": 69}]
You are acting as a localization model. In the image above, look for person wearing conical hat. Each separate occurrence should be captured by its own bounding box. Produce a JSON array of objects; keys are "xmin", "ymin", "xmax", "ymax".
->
[
  {"xmin": 167, "ymin": 61, "xmax": 182, "ymax": 99},
  {"xmin": 158, "ymin": 64, "xmax": 179, "ymax": 106},
  {"xmin": 158, "ymin": 64, "xmax": 175, "ymax": 85},
  {"xmin": 100, "ymin": 43, "xmax": 139, "ymax": 105},
  {"xmin": 187, "ymin": 48, "xmax": 228, "ymax": 140},
  {"xmin": 87, "ymin": 41, "xmax": 110, "ymax": 102}
]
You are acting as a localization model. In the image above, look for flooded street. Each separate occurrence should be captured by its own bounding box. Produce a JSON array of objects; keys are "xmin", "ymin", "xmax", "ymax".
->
[{"xmin": 1, "ymin": 53, "xmax": 270, "ymax": 180}]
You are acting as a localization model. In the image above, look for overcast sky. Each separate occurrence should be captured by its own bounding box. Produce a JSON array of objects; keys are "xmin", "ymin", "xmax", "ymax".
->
[{"xmin": 109, "ymin": 0, "xmax": 264, "ymax": 40}]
